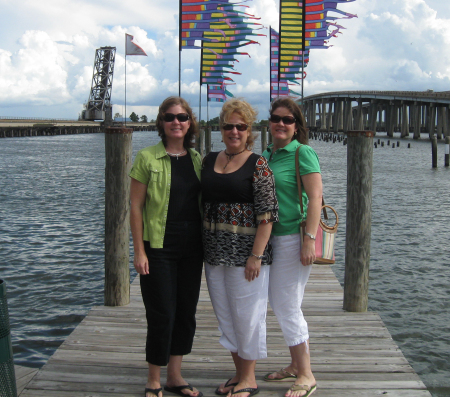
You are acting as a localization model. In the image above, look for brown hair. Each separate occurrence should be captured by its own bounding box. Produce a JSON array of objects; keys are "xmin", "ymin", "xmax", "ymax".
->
[
  {"xmin": 156, "ymin": 96, "xmax": 199, "ymax": 148},
  {"xmin": 269, "ymin": 97, "xmax": 308, "ymax": 145},
  {"xmin": 219, "ymin": 98, "xmax": 258, "ymax": 150}
]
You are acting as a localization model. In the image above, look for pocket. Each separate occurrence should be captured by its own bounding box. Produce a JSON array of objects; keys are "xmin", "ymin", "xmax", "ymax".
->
[{"xmin": 149, "ymin": 169, "xmax": 162, "ymax": 183}]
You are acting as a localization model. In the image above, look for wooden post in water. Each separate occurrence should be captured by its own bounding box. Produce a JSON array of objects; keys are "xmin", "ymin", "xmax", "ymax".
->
[
  {"xmin": 445, "ymin": 136, "xmax": 450, "ymax": 167},
  {"xmin": 343, "ymin": 130, "xmax": 374, "ymax": 312},
  {"xmin": 431, "ymin": 135, "xmax": 438, "ymax": 168},
  {"xmin": 261, "ymin": 126, "xmax": 267, "ymax": 152},
  {"xmin": 205, "ymin": 126, "xmax": 212, "ymax": 155},
  {"xmin": 104, "ymin": 127, "xmax": 132, "ymax": 306}
]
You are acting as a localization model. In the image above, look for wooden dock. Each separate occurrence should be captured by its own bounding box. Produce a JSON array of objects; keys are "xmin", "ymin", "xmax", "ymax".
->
[{"xmin": 17, "ymin": 266, "xmax": 431, "ymax": 396}]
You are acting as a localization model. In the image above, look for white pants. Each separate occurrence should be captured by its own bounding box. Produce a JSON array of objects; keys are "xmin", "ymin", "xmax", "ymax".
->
[
  {"xmin": 269, "ymin": 233, "xmax": 312, "ymax": 346},
  {"xmin": 205, "ymin": 263, "xmax": 269, "ymax": 360}
]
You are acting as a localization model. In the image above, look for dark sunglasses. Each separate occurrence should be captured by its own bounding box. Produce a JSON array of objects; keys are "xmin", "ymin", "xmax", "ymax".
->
[
  {"xmin": 163, "ymin": 113, "xmax": 190, "ymax": 122},
  {"xmin": 223, "ymin": 123, "xmax": 248, "ymax": 132},
  {"xmin": 269, "ymin": 115, "xmax": 296, "ymax": 125}
]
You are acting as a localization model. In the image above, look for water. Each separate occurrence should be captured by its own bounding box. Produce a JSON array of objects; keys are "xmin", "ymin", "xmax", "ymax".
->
[{"xmin": 0, "ymin": 131, "xmax": 449, "ymax": 396}]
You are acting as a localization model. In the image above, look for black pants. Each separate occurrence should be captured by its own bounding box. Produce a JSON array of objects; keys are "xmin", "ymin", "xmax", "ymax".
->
[{"xmin": 140, "ymin": 220, "xmax": 203, "ymax": 366}]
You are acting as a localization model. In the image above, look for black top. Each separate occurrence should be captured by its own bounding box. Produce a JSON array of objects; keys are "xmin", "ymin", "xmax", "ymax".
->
[
  {"xmin": 202, "ymin": 152, "xmax": 260, "ymax": 204},
  {"xmin": 167, "ymin": 154, "xmax": 201, "ymax": 222}
]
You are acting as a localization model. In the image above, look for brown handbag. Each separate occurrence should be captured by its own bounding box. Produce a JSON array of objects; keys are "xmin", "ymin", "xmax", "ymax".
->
[{"xmin": 295, "ymin": 146, "xmax": 338, "ymax": 264}]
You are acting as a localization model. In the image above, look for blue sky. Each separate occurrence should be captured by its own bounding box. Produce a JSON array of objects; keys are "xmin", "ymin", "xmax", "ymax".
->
[{"xmin": 0, "ymin": 0, "xmax": 449, "ymax": 121}]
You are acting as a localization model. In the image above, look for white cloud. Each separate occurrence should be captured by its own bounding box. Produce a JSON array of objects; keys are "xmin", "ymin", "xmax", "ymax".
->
[{"xmin": 1, "ymin": 0, "xmax": 449, "ymax": 119}]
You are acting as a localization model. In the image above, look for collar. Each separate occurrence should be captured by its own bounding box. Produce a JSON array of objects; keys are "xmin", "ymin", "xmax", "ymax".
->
[
  {"xmin": 155, "ymin": 140, "xmax": 198, "ymax": 160},
  {"xmin": 267, "ymin": 139, "xmax": 301, "ymax": 153}
]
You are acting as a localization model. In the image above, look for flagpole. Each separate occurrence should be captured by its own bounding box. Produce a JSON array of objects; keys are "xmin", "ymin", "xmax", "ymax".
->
[
  {"xmin": 125, "ymin": 34, "xmax": 127, "ymax": 126},
  {"xmin": 269, "ymin": 25, "xmax": 272, "ymax": 103},
  {"xmin": 277, "ymin": 1, "xmax": 282, "ymax": 99},
  {"xmin": 301, "ymin": 0, "xmax": 306, "ymax": 106},
  {"xmin": 179, "ymin": 0, "xmax": 182, "ymax": 97}
]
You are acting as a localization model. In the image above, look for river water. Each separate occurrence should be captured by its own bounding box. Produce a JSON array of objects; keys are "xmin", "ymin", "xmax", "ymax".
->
[{"xmin": 0, "ymin": 131, "xmax": 449, "ymax": 396}]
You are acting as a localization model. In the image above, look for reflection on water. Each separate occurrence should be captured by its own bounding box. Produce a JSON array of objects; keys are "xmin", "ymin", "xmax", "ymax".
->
[{"xmin": 0, "ymin": 131, "xmax": 449, "ymax": 396}]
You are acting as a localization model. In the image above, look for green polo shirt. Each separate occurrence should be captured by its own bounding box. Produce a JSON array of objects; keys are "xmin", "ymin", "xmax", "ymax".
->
[
  {"xmin": 262, "ymin": 140, "xmax": 320, "ymax": 236},
  {"xmin": 129, "ymin": 141, "xmax": 202, "ymax": 248}
]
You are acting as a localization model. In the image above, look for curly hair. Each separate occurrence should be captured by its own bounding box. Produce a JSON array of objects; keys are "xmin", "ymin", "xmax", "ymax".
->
[
  {"xmin": 269, "ymin": 97, "xmax": 308, "ymax": 145},
  {"xmin": 219, "ymin": 98, "xmax": 258, "ymax": 150},
  {"xmin": 156, "ymin": 96, "xmax": 199, "ymax": 148}
]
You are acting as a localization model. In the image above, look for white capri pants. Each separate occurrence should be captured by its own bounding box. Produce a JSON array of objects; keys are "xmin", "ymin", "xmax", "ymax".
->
[
  {"xmin": 269, "ymin": 233, "xmax": 312, "ymax": 347},
  {"xmin": 205, "ymin": 263, "xmax": 269, "ymax": 360}
]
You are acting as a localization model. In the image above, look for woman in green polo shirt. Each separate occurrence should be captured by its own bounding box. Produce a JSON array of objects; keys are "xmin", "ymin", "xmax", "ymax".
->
[
  {"xmin": 262, "ymin": 97, "xmax": 322, "ymax": 397},
  {"xmin": 129, "ymin": 97, "xmax": 203, "ymax": 397}
]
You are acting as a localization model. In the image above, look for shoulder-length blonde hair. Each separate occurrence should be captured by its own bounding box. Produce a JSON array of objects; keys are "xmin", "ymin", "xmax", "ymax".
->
[{"xmin": 219, "ymin": 98, "xmax": 258, "ymax": 150}]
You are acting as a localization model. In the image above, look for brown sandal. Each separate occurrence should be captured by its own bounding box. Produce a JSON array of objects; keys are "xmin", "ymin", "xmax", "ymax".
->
[{"xmin": 263, "ymin": 368, "xmax": 296, "ymax": 382}]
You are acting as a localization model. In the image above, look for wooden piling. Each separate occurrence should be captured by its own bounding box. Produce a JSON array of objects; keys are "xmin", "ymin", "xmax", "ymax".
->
[
  {"xmin": 445, "ymin": 136, "xmax": 450, "ymax": 167},
  {"xmin": 431, "ymin": 135, "xmax": 438, "ymax": 168},
  {"xmin": 104, "ymin": 127, "xmax": 132, "ymax": 307},
  {"xmin": 344, "ymin": 130, "xmax": 374, "ymax": 312},
  {"xmin": 205, "ymin": 126, "xmax": 212, "ymax": 155},
  {"xmin": 261, "ymin": 126, "xmax": 267, "ymax": 152}
]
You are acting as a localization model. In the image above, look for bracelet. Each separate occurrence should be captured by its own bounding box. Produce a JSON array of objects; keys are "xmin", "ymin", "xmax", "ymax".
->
[
  {"xmin": 304, "ymin": 232, "xmax": 316, "ymax": 240},
  {"xmin": 250, "ymin": 253, "xmax": 264, "ymax": 260}
]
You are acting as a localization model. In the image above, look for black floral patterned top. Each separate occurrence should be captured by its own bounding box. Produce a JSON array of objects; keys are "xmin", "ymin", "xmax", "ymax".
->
[{"xmin": 201, "ymin": 152, "xmax": 279, "ymax": 267}]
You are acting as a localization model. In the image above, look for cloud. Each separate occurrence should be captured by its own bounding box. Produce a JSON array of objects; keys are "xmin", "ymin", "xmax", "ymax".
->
[{"xmin": 0, "ymin": 0, "xmax": 449, "ymax": 119}]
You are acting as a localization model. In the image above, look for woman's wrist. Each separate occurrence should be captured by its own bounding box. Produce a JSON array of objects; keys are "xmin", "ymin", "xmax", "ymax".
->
[{"xmin": 250, "ymin": 253, "xmax": 263, "ymax": 260}]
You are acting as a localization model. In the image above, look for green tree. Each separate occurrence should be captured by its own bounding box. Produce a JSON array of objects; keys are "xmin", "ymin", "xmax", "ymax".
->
[
  {"xmin": 140, "ymin": 115, "xmax": 148, "ymax": 123},
  {"xmin": 114, "ymin": 112, "xmax": 122, "ymax": 120},
  {"xmin": 129, "ymin": 112, "xmax": 139, "ymax": 122}
]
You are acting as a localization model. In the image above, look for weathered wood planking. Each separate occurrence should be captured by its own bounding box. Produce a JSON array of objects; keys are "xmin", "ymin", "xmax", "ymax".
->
[{"xmin": 19, "ymin": 265, "xmax": 431, "ymax": 396}]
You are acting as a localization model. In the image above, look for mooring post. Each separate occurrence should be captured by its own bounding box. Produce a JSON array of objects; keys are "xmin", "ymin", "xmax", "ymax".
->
[
  {"xmin": 343, "ymin": 130, "xmax": 374, "ymax": 312},
  {"xmin": 104, "ymin": 127, "xmax": 132, "ymax": 306},
  {"xmin": 0, "ymin": 279, "xmax": 18, "ymax": 397},
  {"xmin": 261, "ymin": 126, "xmax": 267, "ymax": 152},
  {"xmin": 205, "ymin": 125, "xmax": 212, "ymax": 155},
  {"xmin": 431, "ymin": 135, "xmax": 438, "ymax": 168},
  {"xmin": 445, "ymin": 136, "xmax": 449, "ymax": 167}
]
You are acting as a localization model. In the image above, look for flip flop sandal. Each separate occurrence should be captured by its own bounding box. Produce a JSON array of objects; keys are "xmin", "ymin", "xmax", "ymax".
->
[
  {"xmin": 288, "ymin": 384, "xmax": 317, "ymax": 397},
  {"xmin": 145, "ymin": 387, "xmax": 163, "ymax": 397},
  {"xmin": 215, "ymin": 378, "xmax": 239, "ymax": 396},
  {"xmin": 230, "ymin": 387, "xmax": 259, "ymax": 397},
  {"xmin": 263, "ymin": 368, "xmax": 296, "ymax": 382},
  {"xmin": 164, "ymin": 384, "xmax": 203, "ymax": 397}
]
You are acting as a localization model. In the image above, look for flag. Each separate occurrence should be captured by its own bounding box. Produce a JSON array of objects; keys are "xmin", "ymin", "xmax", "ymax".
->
[{"xmin": 125, "ymin": 34, "xmax": 147, "ymax": 56}]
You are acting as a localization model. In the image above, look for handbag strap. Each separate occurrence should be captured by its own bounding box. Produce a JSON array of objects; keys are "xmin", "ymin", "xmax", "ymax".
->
[{"xmin": 295, "ymin": 145, "xmax": 327, "ymax": 220}]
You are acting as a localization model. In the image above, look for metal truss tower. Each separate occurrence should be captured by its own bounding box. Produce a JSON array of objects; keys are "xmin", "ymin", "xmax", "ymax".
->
[{"xmin": 82, "ymin": 47, "xmax": 116, "ymax": 121}]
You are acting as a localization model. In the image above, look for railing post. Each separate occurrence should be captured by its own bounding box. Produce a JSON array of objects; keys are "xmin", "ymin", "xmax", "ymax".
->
[
  {"xmin": 343, "ymin": 130, "xmax": 374, "ymax": 312},
  {"xmin": 0, "ymin": 279, "xmax": 17, "ymax": 397},
  {"xmin": 104, "ymin": 127, "xmax": 132, "ymax": 306}
]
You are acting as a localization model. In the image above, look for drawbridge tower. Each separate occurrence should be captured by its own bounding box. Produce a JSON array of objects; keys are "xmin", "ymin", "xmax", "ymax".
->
[{"xmin": 81, "ymin": 46, "xmax": 116, "ymax": 121}]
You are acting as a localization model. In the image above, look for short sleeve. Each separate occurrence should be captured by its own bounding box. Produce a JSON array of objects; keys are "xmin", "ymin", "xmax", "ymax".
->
[
  {"xmin": 129, "ymin": 150, "xmax": 150, "ymax": 185},
  {"xmin": 298, "ymin": 145, "xmax": 321, "ymax": 176},
  {"xmin": 252, "ymin": 156, "xmax": 279, "ymax": 224}
]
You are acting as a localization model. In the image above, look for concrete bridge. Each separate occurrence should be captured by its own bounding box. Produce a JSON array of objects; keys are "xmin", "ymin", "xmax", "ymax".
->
[
  {"xmin": 302, "ymin": 90, "xmax": 450, "ymax": 139},
  {"xmin": 0, "ymin": 118, "xmax": 157, "ymax": 138}
]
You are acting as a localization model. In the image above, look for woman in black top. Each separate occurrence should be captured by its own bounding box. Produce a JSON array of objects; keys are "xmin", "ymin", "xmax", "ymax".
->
[
  {"xmin": 130, "ymin": 97, "xmax": 204, "ymax": 397},
  {"xmin": 201, "ymin": 98, "xmax": 279, "ymax": 397}
]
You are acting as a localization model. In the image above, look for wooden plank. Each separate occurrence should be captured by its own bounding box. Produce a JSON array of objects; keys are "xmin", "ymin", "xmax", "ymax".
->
[
  {"xmin": 20, "ymin": 266, "xmax": 432, "ymax": 396},
  {"xmin": 15, "ymin": 365, "xmax": 39, "ymax": 396}
]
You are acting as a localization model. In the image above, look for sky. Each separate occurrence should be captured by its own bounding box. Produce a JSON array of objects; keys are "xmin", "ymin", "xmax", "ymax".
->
[{"xmin": 1, "ymin": 0, "xmax": 450, "ymax": 122}]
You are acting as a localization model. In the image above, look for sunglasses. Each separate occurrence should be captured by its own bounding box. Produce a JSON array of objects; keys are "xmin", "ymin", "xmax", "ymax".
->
[
  {"xmin": 223, "ymin": 123, "xmax": 248, "ymax": 132},
  {"xmin": 163, "ymin": 113, "xmax": 190, "ymax": 122},
  {"xmin": 269, "ymin": 115, "xmax": 296, "ymax": 125}
]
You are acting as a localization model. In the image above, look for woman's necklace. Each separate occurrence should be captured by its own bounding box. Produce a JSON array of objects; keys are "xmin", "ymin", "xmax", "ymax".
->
[
  {"xmin": 223, "ymin": 148, "xmax": 246, "ymax": 169},
  {"xmin": 166, "ymin": 149, "xmax": 186, "ymax": 160}
]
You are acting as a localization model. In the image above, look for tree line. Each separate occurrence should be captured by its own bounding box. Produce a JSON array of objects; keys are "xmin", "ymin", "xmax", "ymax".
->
[{"xmin": 114, "ymin": 113, "xmax": 269, "ymax": 127}]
